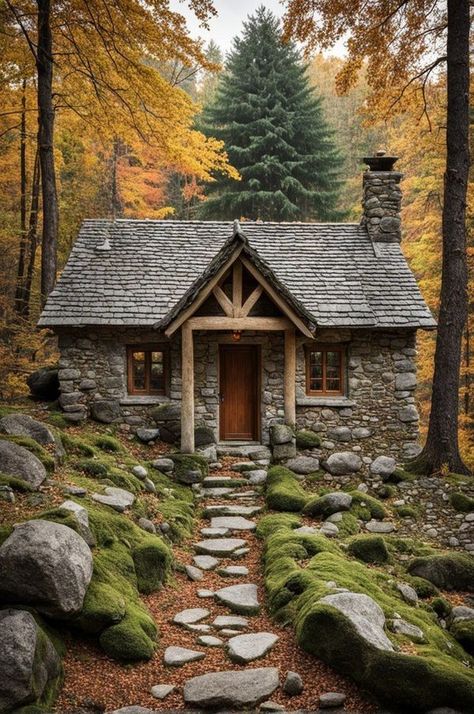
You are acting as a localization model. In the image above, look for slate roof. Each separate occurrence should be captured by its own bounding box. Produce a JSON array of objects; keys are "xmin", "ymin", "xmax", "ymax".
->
[{"xmin": 38, "ymin": 219, "xmax": 436, "ymax": 330}]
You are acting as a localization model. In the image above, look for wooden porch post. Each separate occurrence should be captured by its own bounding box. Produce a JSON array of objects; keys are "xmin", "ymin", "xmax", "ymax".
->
[
  {"xmin": 284, "ymin": 328, "xmax": 296, "ymax": 425},
  {"xmin": 181, "ymin": 321, "xmax": 195, "ymax": 453}
]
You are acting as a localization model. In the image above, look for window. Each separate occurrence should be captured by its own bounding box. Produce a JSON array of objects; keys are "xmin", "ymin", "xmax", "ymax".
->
[
  {"xmin": 127, "ymin": 344, "xmax": 169, "ymax": 395},
  {"xmin": 306, "ymin": 344, "xmax": 345, "ymax": 396}
]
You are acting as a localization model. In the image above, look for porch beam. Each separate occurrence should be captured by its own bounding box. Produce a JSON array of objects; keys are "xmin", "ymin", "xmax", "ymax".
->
[
  {"xmin": 180, "ymin": 321, "xmax": 195, "ymax": 453},
  {"xmin": 284, "ymin": 327, "xmax": 296, "ymax": 425},
  {"xmin": 239, "ymin": 285, "xmax": 263, "ymax": 317},
  {"xmin": 213, "ymin": 285, "xmax": 234, "ymax": 317},
  {"xmin": 232, "ymin": 261, "xmax": 242, "ymax": 316},
  {"xmin": 188, "ymin": 316, "xmax": 293, "ymax": 331}
]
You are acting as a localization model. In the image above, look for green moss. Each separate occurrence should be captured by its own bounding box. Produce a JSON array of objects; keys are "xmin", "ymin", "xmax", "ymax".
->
[
  {"xmin": 170, "ymin": 453, "xmax": 208, "ymax": 482},
  {"xmin": 0, "ymin": 435, "xmax": 55, "ymax": 472},
  {"xmin": 144, "ymin": 470, "xmax": 195, "ymax": 541},
  {"xmin": 46, "ymin": 413, "xmax": 68, "ymax": 429},
  {"xmin": 450, "ymin": 619, "xmax": 474, "ymax": 655},
  {"xmin": 430, "ymin": 597, "xmax": 452, "ymax": 618},
  {"xmin": 99, "ymin": 602, "xmax": 157, "ymax": 661},
  {"xmin": 449, "ymin": 492, "xmax": 474, "ymax": 513},
  {"xmin": 395, "ymin": 505, "xmax": 419, "ymax": 519},
  {"xmin": 133, "ymin": 536, "xmax": 172, "ymax": 594},
  {"xmin": 295, "ymin": 429, "xmax": 321, "ymax": 449},
  {"xmin": 404, "ymin": 575, "xmax": 440, "ymax": 599},
  {"xmin": 76, "ymin": 458, "xmax": 108, "ymax": 477},
  {"xmin": 408, "ymin": 553, "xmax": 474, "ymax": 591},
  {"xmin": 0, "ymin": 524, "xmax": 13, "ymax": 545},
  {"xmin": 377, "ymin": 484, "xmax": 396, "ymax": 499},
  {"xmin": 266, "ymin": 466, "xmax": 309, "ymax": 512},
  {"xmin": 0, "ymin": 472, "xmax": 34, "ymax": 491},
  {"xmin": 256, "ymin": 513, "xmax": 302, "ymax": 539},
  {"xmin": 385, "ymin": 467, "xmax": 416, "ymax": 484},
  {"xmin": 61, "ymin": 433, "xmax": 96, "ymax": 457},
  {"xmin": 106, "ymin": 468, "xmax": 142, "ymax": 493},
  {"xmin": 94, "ymin": 435, "xmax": 124, "ymax": 453},
  {"xmin": 337, "ymin": 512, "xmax": 361, "ymax": 537},
  {"xmin": 349, "ymin": 491, "xmax": 386, "ymax": 521},
  {"xmin": 75, "ymin": 581, "xmax": 126, "ymax": 634},
  {"xmin": 348, "ymin": 535, "xmax": 389, "ymax": 564}
]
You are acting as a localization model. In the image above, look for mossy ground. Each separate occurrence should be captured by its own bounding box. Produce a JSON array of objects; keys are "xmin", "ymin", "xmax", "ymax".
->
[{"xmin": 265, "ymin": 466, "xmax": 310, "ymax": 512}]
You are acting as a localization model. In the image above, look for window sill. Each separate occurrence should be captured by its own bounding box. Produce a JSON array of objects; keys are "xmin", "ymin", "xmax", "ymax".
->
[
  {"xmin": 120, "ymin": 395, "xmax": 169, "ymax": 406},
  {"xmin": 296, "ymin": 396, "xmax": 355, "ymax": 408}
]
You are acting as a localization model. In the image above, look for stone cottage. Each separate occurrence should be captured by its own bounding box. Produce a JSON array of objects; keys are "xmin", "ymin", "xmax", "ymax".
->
[{"xmin": 39, "ymin": 154, "xmax": 435, "ymax": 460}]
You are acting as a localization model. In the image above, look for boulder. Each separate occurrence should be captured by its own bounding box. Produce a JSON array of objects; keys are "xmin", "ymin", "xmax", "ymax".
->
[
  {"xmin": 132, "ymin": 465, "xmax": 148, "ymax": 479},
  {"xmin": 59, "ymin": 499, "xmax": 96, "ymax": 547},
  {"xmin": 319, "ymin": 592, "xmax": 394, "ymax": 651},
  {"xmin": 183, "ymin": 668, "xmax": 279, "ymax": 708},
  {"xmin": 0, "ymin": 520, "xmax": 93, "ymax": 618},
  {"xmin": 285, "ymin": 455, "xmax": 320, "ymax": 474},
  {"xmin": 92, "ymin": 487, "xmax": 135, "ymax": 512},
  {"xmin": 136, "ymin": 428, "xmax": 159, "ymax": 443},
  {"xmin": 26, "ymin": 367, "xmax": 60, "ymax": 400},
  {"xmin": 152, "ymin": 457, "xmax": 174, "ymax": 473},
  {"xmin": 247, "ymin": 469, "xmax": 267, "ymax": 485},
  {"xmin": 0, "ymin": 413, "xmax": 55, "ymax": 447},
  {"xmin": 396, "ymin": 582, "xmax": 418, "ymax": 605},
  {"xmin": 304, "ymin": 492, "xmax": 352, "ymax": 518},
  {"xmin": 408, "ymin": 554, "xmax": 474, "ymax": 591},
  {"xmin": 323, "ymin": 451, "xmax": 362, "ymax": 475},
  {"xmin": 195, "ymin": 425, "xmax": 217, "ymax": 447},
  {"xmin": 270, "ymin": 423, "xmax": 294, "ymax": 445},
  {"xmin": 138, "ymin": 517, "xmax": 156, "ymax": 534},
  {"xmin": 327, "ymin": 426, "xmax": 352, "ymax": 443},
  {"xmin": 0, "ymin": 440, "xmax": 47, "ymax": 489},
  {"xmin": 90, "ymin": 400, "xmax": 121, "ymax": 423},
  {"xmin": 370, "ymin": 456, "xmax": 397, "ymax": 478},
  {"xmin": 295, "ymin": 429, "xmax": 321, "ymax": 449},
  {"xmin": 272, "ymin": 441, "xmax": 297, "ymax": 460},
  {"xmin": 389, "ymin": 618, "xmax": 424, "ymax": 642},
  {"xmin": 0, "ymin": 609, "xmax": 61, "ymax": 712}
]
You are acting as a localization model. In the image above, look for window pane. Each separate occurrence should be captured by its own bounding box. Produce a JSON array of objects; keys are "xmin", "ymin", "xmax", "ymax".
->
[
  {"xmin": 150, "ymin": 351, "xmax": 164, "ymax": 392},
  {"xmin": 309, "ymin": 351, "xmax": 323, "ymax": 392},
  {"xmin": 326, "ymin": 351, "xmax": 341, "ymax": 391},
  {"xmin": 132, "ymin": 351, "xmax": 145, "ymax": 390}
]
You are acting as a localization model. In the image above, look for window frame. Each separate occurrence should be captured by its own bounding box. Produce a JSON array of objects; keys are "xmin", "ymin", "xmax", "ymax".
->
[
  {"xmin": 305, "ymin": 343, "xmax": 346, "ymax": 396},
  {"xmin": 126, "ymin": 343, "xmax": 169, "ymax": 396}
]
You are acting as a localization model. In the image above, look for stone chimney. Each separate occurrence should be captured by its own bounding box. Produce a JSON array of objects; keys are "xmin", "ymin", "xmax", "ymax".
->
[{"xmin": 361, "ymin": 151, "xmax": 402, "ymax": 243}]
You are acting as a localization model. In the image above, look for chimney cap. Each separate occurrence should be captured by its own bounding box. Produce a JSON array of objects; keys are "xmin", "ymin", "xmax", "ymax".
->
[{"xmin": 363, "ymin": 152, "xmax": 399, "ymax": 172}]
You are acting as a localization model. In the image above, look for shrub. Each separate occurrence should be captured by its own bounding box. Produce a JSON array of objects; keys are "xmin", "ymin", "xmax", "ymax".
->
[
  {"xmin": 449, "ymin": 492, "xmax": 474, "ymax": 513},
  {"xmin": 266, "ymin": 466, "xmax": 309, "ymax": 512},
  {"xmin": 295, "ymin": 429, "xmax": 321, "ymax": 449},
  {"xmin": 348, "ymin": 535, "xmax": 389, "ymax": 564}
]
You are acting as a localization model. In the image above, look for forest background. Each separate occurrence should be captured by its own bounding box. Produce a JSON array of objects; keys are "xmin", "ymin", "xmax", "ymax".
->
[{"xmin": 0, "ymin": 2, "xmax": 472, "ymax": 467}]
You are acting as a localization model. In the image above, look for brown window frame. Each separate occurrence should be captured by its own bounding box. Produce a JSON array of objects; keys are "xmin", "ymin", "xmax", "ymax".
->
[
  {"xmin": 126, "ymin": 344, "xmax": 170, "ymax": 396},
  {"xmin": 305, "ymin": 343, "xmax": 346, "ymax": 396}
]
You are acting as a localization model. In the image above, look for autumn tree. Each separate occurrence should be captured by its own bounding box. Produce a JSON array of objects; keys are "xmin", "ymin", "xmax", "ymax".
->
[
  {"xmin": 200, "ymin": 7, "xmax": 343, "ymax": 221},
  {"xmin": 284, "ymin": 0, "xmax": 471, "ymax": 475}
]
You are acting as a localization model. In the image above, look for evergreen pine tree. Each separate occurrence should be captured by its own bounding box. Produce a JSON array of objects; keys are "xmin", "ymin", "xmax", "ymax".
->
[{"xmin": 200, "ymin": 7, "xmax": 343, "ymax": 221}]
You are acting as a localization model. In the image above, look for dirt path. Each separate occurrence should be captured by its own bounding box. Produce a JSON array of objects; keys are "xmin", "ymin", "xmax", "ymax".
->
[{"xmin": 56, "ymin": 457, "xmax": 376, "ymax": 712}]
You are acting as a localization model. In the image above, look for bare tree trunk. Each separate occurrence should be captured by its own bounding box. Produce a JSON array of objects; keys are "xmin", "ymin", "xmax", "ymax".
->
[
  {"xmin": 37, "ymin": 0, "xmax": 58, "ymax": 305},
  {"xmin": 23, "ymin": 151, "xmax": 41, "ymax": 319},
  {"xmin": 14, "ymin": 79, "xmax": 28, "ymax": 314},
  {"xmin": 410, "ymin": 0, "xmax": 471, "ymax": 475}
]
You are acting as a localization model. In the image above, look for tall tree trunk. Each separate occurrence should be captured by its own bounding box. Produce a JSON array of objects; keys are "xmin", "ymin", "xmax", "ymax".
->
[
  {"xmin": 411, "ymin": 0, "xmax": 470, "ymax": 475},
  {"xmin": 37, "ymin": 0, "xmax": 58, "ymax": 305},
  {"xmin": 14, "ymin": 79, "xmax": 28, "ymax": 314},
  {"xmin": 23, "ymin": 151, "xmax": 41, "ymax": 319}
]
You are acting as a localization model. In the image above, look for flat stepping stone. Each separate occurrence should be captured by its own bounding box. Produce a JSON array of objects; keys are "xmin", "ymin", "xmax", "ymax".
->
[
  {"xmin": 173, "ymin": 608, "xmax": 209, "ymax": 625},
  {"xmin": 150, "ymin": 684, "xmax": 175, "ymax": 700},
  {"xmin": 260, "ymin": 701, "xmax": 286, "ymax": 711},
  {"xmin": 193, "ymin": 555, "xmax": 219, "ymax": 570},
  {"xmin": 205, "ymin": 504, "xmax": 261, "ymax": 518},
  {"xmin": 227, "ymin": 632, "xmax": 278, "ymax": 663},
  {"xmin": 186, "ymin": 623, "xmax": 211, "ymax": 633},
  {"xmin": 247, "ymin": 469, "xmax": 267, "ymax": 485},
  {"xmin": 200, "ymin": 527, "xmax": 230, "ymax": 537},
  {"xmin": 164, "ymin": 646, "xmax": 205, "ymax": 666},
  {"xmin": 220, "ymin": 628, "xmax": 243, "ymax": 636},
  {"xmin": 197, "ymin": 589, "xmax": 215, "ymax": 598},
  {"xmin": 231, "ymin": 461, "xmax": 257, "ymax": 472},
  {"xmin": 91, "ymin": 487, "xmax": 134, "ymax": 512},
  {"xmin": 227, "ymin": 490, "xmax": 259, "ymax": 499},
  {"xmin": 218, "ymin": 565, "xmax": 249, "ymax": 577},
  {"xmin": 183, "ymin": 667, "xmax": 279, "ymax": 708},
  {"xmin": 211, "ymin": 516, "xmax": 256, "ymax": 531},
  {"xmin": 198, "ymin": 635, "xmax": 224, "ymax": 647},
  {"xmin": 203, "ymin": 476, "xmax": 247, "ymax": 488},
  {"xmin": 366, "ymin": 520, "xmax": 396, "ymax": 533},
  {"xmin": 194, "ymin": 538, "xmax": 247, "ymax": 556},
  {"xmin": 203, "ymin": 487, "xmax": 237, "ymax": 497},
  {"xmin": 319, "ymin": 692, "xmax": 346, "ymax": 708},
  {"xmin": 233, "ymin": 547, "xmax": 251, "ymax": 557},
  {"xmin": 212, "ymin": 615, "xmax": 249, "ymax": 630},
  {"xmin": 185, "ymin": 565, "xmax": 204, "ymax": 581},
  {"xmin": 215, "ymin": 584, "xmax": 260, "ymax": 614}
]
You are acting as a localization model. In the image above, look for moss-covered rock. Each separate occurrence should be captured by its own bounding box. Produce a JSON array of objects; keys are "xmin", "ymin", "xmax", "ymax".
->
[
  {"xmin": 74, "ymin": 581, "xmax": 126, "ymax": 634},
  {"xmin": 449, "ymin": 492, "xmax": 474, "ymax": 513},
  {"xmin": 169, "ymin": 453, "xmax": 208, "ymax": 484},
  {"xmin": 99, "ymin": 602, "xmax": 157, "ymax": 661},
  {"xmin": 303, "ymin": 492, "xmax": 352, "ymax": 518},
  {"xmin": 0, "ymin": 435, "xmax": 55, "ymax": 473},
  {"xmin": 194, "ymin": 425, "xmax": 216, "ymax": 446},
  {"xmin": 348, "ymin": 535, "xmax": 389, "ymax": 564},
  {"xmin": 61, "ymin": 433, "xmax": 96, "ymax": 457},
  {"xmin": 377, "ymin": 484, "xmax": 396, "ymax": 499},
  {"xmin": 349, "ymin": 491, "xmax": 386, "ymax": 521},
  {"xmin": 76, "ymin": 458, "xmax": 108, "ymax": 477},
  {"xmin": 395, "ymin": 505, "xmax": 418, "ymax": 519},
  {"xmin": 385, "ymin": 467, "xmax": 415, "ymax": 484},
  {"xmin": 450, "ymin": 619, "xmax": 474, "ymax": 655},
  {"xmin": 133, "ymin": 536, "xmax": 172, "ymax": 594},
  {"xmin": 430, "ymin": 597, "xmax": 452, "ymax": 619},
  {"xmin": 266, "ymin": 466, "xmax": 309, "ymax": 512},
  {"xmin": 256, "ymin": 513, "xmax": 302, "ymax": 539},
  {"xmin": 408, "ymin": 553, "xmax": 474, "ymax": 591},
  {"xmin": 0, "ymin": 472, "xmax": 34, "ymax": 492},
  {"xmin": 93, "ymin": 435, "xmax": 123, "ymax": 453},
  {"xmin": 295, "ymin": 429, "xmax": 321, "ymax": 449}
]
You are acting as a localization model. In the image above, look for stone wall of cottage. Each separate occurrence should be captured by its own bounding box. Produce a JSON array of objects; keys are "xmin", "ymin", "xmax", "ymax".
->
[{"xmin": 56, "ymin": 326, "xmax": 420, "ymax": 461}]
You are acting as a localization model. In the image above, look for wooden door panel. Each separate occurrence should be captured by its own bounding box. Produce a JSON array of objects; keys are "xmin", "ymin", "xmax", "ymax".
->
[{"xmin": 219, "ymin": 345, "xmax": 259, "ymax": 441}]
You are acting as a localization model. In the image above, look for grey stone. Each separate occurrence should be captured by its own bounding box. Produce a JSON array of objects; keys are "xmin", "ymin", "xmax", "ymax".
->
[
  {"xmin": 353, "ymin": 427, "xmax": 372, "ymax": 439},
  {"xmin": 197, "ymin": 589, "xmax": 215, "ymax": 598},
  {"xmin": 200, "ymin": 527, "xmax": 230, "ymax": 537},
  {"xmin": 186, "ymin": 623, "xmax": 211, "ymax": 633},
  {"xmin": 390, "ymin": 618, "xmax": 424, "ymax": 642},
  {"xmin": 272, "ymin": 442, "xmax": 297, "ymax": 460},
  {"xmin": 108, "ymin": 708, "xmax": 155, "ymax": 714},
  {"xmin": 231, "ymin": 461, "xmax": 257, "ymax": 472},
  {"xmin": 0, "ymin": 440, "xmax": 47, "ymax": 489},
  {"xmin": 215, "ymin": 584, "xmax": 260, "ymax": 614},
  {"xmin": 195, "ymin": 425, "xmax": 217, "ymax": 446},
  {"xmin": 92, "ymin": 487, "xmax": 135, "ymax": 512},
  {"xmin": 210, "ymin": 516, "xmax": 256, "ymax": 531},
  {"xmin": 183, "ymin": 667, "xmax": 279, "ymax": 708},
  {"xmin": 205, "ymin": 504, "xmax": 261, "ymax": 518},
  {"xmin": 398, "ymin": 405, "xmax": 419, "ymax": 422},
  {"xmin": 163, "ymin": 646, "xmax": 205, "ymax": 666},
  {"xmin": 132, "ymin": 464, "xmax": 148, "ymax": 479},
  {"xmin": 0, "ymin": 414, "xmax": 56, "ymax": 447},
  {"xmin": 283, "ymin": 671, "xmax": 304, "ymax": 696},
  {"xmin": 247, "ymin": 469, "xmax": 267, "ymax": 485},
  {"xmin": 319, "ymin": 691, "xmax": 347, "ymax": 708},
  {"xmin": 59, "ymin": 499, "xmax": 96, "ymax": 546},
  {"xmin": 136, "ymin": 428, "xmax": 159, "ymax": 443},
  {"xmin": 450, "ymin": 605, "xmax": 474, "ymax": 622},
  {"xmin": 150, "ymin": 684, "xmax": 174, "ymax": 700},
  {"xmin": 259, "ymin": 701, "xmax": 285, "ymax": 712},
  {"xmin": 270, "ymin": 424, "xmax": 294, "ymax": 445},
  {"xmin": 197, "ymin": 444, "xmax": 218, "ymax": 462},
  {"xmin": 227, "ymin": 632, "xmax": 278, "ymax": 663},
  {"xmin": 366, "ymin": 520, "xmax": 395, "ymax": 534},
  {"xmin": 327, "ymin": 426, "xmax": 352, "ymax": 443},
  {"xmin": 185, "ymin": 565, "xmax": 204, "ymax": 581},
  {"xmin": 79, "ymin": 378, "xmax": 96, "ymax": 390},
  {"xmin": 198, "ymin": 636, "xmax": 223, "ymax": 647},
  {"xmin": 64, "ymin": 485, "xmax": 87, "ymax": 497},
  {"xmin": 286, "ymin": 455, "xmax": 320, "ymax": 474},
  {"xmin": 0, "ymin": 608, "xmax": 61, "ymax": 713},
  {"xmin": 319, "ymin": 592, "xmax": 394, "ymax": 651},
  {"xmin": 195, "ymin": 538, "xmax": 247, "ymax": 556},
  {"xmin": 323, "ymin": 451, "xmax": 362, "ymax": 475},
  {"xmin": 319, "ymin": 492, "xmax": 353, "ymax": 515},
  {"xmin": 173, "ymin": 608, "xmax": 210, "ymax": 625},
  {"xmin": 152, "ymin": 457, "xmax": 174, "ymax": 473},
  {"xmin": 138, "ymin": 517, "xmax": 156, "ymax": 534},
  {"xmin": 193, "ymin": 555, "xmax": 219, "ymax": 570},
  {"xmin": 203, "ymin": 476, "xmax": 247, "ymax": 488},
  {"xmin": 143, "ymin": 477, "xmax": 156, "ymax": 493},
  {"xmin": 320, "ymin": 522, "xmax": 339, "ymax": 537},
  {"xmin": 0, "ymin": 486, "xmax": 14, "ymax": 503},
  {"xmin": 90, "ymin": 399, "xmax": 121, "ymax": 423},
  {"xmin": 26, "ymin": 367, "xmax": 59, "ymax": 400},
  {"xmin": 294, "ymin": 525, "xmax": 317, "ymax": 535},
  {"xmin": 218, "ymin": 565, "xmax": 249, "ymax": 577},
  {"xmin": 212, "ymin": 615, "xmax": 249, "ymax": 630},
  {"xmin": 370, "ymin": 455, "xmax": 397, "ymax": 478},
  {"xmin": 0, "ymin": 520, "xmax": 93, "ymax": 618},
  {"xmin": 395, "ymin": 372, "xmax": 417, "ymax": 391}
]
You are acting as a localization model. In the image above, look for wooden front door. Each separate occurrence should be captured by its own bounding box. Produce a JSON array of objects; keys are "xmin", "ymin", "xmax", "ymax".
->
[{"xmin": 219, "ymin": 345, "xmax": 259, "ymax": 441}]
